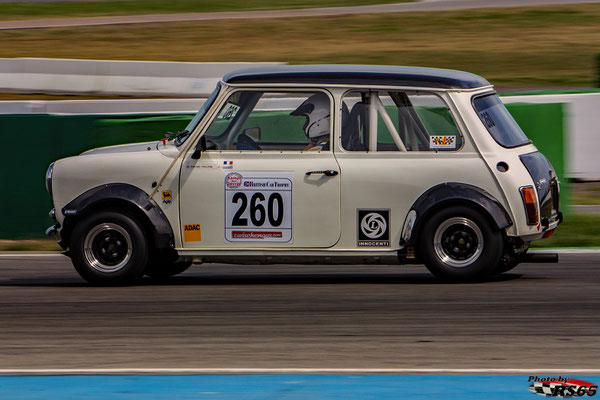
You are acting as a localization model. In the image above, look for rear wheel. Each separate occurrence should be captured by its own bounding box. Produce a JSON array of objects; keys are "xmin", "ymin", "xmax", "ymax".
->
[
  {"xmin": 418, "ymin": 206, "xmax": 503, "ymax": 280},
  {"xmin": 70, "ymin": 211, "xmax": 149, "ymax": 285}
]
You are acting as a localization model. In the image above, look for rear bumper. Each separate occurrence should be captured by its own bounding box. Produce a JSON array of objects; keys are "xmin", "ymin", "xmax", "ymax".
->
[{"xmin": 517, "ymin": 211, "xmax": 562, "ymax": 242}]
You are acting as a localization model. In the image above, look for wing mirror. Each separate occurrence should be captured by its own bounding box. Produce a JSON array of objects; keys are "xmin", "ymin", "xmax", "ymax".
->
[
  {"xmin": 191, "ymin": 136, "xmax": 217, "ymax": 159},
  {"xmin": 243, "ymin": 127, "xmax": 261, "ymax": 141}
]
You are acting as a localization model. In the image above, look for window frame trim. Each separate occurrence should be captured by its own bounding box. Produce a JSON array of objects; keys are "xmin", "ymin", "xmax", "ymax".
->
[{"xmin": 198, "ymin": 87, "xmax": 336, "ymax": 154}]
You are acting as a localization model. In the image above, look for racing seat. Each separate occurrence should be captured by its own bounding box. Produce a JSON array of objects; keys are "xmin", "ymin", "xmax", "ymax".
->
[{"xmin": 342, "ymin": 102, "xmax": 368, "ymax": 151}]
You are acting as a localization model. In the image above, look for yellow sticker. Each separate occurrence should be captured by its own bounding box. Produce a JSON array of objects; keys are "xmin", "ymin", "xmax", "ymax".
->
[
  {"xmin": 162, "ymin": 190, "xmax": 173, "ymax": 204},
  {"xmin": 184, "ymin": 224, "xmax": 202, "ymax": 242}
]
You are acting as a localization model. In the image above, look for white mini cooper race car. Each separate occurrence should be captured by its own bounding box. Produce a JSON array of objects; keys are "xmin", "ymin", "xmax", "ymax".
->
[{"xmin": 45, "ymin": 65, "xmax": 561, "ymax": 284}]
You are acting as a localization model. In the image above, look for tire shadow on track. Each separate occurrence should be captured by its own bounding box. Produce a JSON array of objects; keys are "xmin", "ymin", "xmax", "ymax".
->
[{"xmin": 0, "ymin": 272, "xmax": 522, "ymax": 287}]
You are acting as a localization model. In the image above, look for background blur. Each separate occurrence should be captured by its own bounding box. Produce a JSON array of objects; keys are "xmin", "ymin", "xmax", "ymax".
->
[{"xmin": 1, "ymin": 0, "xmax": 599, "ymax": 248}]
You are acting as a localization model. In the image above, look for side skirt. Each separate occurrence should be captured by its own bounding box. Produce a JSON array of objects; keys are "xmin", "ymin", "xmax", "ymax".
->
[{"xmin": 176, "ymin": 249, "xmax": 403, "ymax": 265}]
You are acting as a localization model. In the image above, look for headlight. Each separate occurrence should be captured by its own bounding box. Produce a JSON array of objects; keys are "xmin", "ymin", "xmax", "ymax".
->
[{"xmin": 45, "ymin": 162, "xmax": 54, "ymax": 197}]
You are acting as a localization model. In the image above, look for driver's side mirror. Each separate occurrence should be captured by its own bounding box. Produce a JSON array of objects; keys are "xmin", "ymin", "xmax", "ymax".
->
[
  {"xmin": 243, "ymin": 127, "xmax": 261, "ymax": 141},
  {"xmin": 191, "ymin": 136, "xmax": 217, "ymax": 159}
]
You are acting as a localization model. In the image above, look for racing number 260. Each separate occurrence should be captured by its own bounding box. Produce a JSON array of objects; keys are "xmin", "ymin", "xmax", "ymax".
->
[{"xmin": 231, "ymin": 192, "xmax": 284, "ymax": 227}]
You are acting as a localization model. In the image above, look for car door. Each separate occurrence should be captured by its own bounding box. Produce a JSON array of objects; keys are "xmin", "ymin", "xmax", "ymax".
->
[{"xmin": 178, "ymin": 89, "xmax": 341, "ymax": 249}]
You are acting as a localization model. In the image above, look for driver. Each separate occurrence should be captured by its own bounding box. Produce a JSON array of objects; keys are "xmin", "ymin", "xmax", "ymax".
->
[{"xmin": 290, "ymin": 93, "xmax": 330, "ymax": 151}]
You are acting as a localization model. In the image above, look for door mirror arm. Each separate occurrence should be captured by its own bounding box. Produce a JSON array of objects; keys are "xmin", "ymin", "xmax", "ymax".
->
[{"xmin": 191, "ymin": 136, "xmax": 216, "ymax": 159}]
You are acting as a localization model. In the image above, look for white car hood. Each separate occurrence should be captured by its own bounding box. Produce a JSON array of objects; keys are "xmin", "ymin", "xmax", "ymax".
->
[{"xmin": 81, "ymin": 141, "xmax": 158, "ymax": 156}]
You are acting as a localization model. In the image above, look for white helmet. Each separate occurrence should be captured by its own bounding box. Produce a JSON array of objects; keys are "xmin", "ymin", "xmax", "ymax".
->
[{"xmin": 290, "ymin": 93, "xmax": 330, "ymax": 140}]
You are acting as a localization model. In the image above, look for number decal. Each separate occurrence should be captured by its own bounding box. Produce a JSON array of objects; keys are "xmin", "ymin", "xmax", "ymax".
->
[
  {"xmin": 231, "ymin": 192, "xmax": 248, "ymax": 226},
  {"xmin": 225, "ymin": 172, "xmax": 293, "ymax": 242},
  {"xmin": 250, "ymin": 193, "xmax": 266, "ymax": 226},
  {"xmin": 268, "ymin": 193, "xmax": 284, "ymax": 227}
]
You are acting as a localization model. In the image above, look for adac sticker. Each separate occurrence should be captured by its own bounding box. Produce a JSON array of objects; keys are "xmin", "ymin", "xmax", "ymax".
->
[
  {"xmin": 162, "ymin": 190, "xmax": 173, "ymax": 205},
  {"xmin": 183, "ymin": 224, "xmax": 202, "ymax": 242},
  {"xmin": 430, "ymin": 135, "xmax": 456, "ymax": 149}
]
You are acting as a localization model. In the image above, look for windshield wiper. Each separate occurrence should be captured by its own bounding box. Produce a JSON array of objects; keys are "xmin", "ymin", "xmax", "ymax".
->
[{"xmin": 166, "ymin": 130, "xmax": 190, "ymax": 146}]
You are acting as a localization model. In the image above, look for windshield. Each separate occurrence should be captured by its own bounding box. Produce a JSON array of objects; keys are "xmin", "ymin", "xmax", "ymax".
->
[
  {"xmin": 175, "ymin": 82, "xmax": 221, "ymax": 146},
  {"xmin": 473, "ymin": 93, "xmax": 531, "ymax": 148}
]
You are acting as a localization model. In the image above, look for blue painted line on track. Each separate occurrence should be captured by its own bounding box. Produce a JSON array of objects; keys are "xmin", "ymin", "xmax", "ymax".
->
[{"xmin": 0, "ymin": 375, "xmax": 598, "ymax": 399}]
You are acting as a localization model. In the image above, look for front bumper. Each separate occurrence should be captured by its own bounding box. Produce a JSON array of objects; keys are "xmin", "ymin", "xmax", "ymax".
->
[
  {"xmin": 46, "ymin": 207, "xmax": 67, "ymax": 249},
  {"xmin": 45, "ymin": 223, "xmax": 61, "ymax": 242}
]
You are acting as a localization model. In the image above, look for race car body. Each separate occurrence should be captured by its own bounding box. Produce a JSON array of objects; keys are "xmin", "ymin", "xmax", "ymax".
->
[{"xmin": 45, "ymin": 65, "xmax": 561, "ymax": 284}]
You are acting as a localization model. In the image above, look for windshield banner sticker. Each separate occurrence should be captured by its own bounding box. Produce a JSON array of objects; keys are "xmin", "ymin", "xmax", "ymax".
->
[
  {"xmin": 224, "ymin": 172, "xmax": 293, "ymax": 243},
  {"xmin": 430, "ymin": 135, "xmax": 456, "ymax": 149}
]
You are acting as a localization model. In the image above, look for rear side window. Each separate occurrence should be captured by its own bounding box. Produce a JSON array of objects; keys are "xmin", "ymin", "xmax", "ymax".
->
[
  {"xmin": 473, "ymin": 94, "xmax": 531, "ymax": 148},
  {"xmin": 341, "ymin": 90, "xmax": 462, "ymax": 152}
]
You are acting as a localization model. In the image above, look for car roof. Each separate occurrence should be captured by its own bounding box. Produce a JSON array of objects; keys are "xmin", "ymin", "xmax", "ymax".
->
[{"xmin": 223, "ymin": 65, "xmax": 490, "ymax": 90}]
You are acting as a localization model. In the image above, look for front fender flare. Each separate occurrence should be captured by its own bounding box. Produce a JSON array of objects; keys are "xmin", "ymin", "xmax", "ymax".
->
[{"xmin": 60, "ymin": 183, "xmax": 174, "ymax": 250}]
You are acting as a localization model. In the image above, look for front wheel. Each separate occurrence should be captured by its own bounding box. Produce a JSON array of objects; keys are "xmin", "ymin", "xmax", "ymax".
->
[
  {"xmin": 145, "ymin": 260, "xmax": 192, "ymax": 279},
  {"xmin": 70, "ymin": 211, "xmax": 149, "ymax": 285},
  {"xmin": 418, "ymin": 206, "xmax": 503, "ymax": 280}
]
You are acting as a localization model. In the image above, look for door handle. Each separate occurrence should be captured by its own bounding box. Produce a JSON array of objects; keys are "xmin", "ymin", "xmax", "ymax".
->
[{"xmin": 305, "ymin": 169, "xmax": 339, "ymax": 177}]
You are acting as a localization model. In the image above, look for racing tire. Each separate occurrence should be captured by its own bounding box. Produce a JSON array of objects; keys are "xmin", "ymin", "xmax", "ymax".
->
[
  {"xmin": 145, "ymin": 260, "xmax": 192, "ymax": 279},
  {"xmin": 418, "ymin": 206, "xmax": 503, "ymax": 280},
  {"xmin": 70, "ymin": 211, "xmax": 149, "ymax": 285},
  {"xmin": 494, "ymin": 258, "xmax": 521, "ymax": 275}
]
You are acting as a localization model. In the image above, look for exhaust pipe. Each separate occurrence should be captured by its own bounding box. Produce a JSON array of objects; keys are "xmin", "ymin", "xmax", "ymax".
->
[{"xmin": 524, "ymin": 252, "xmax": 559, "ymax": 263}]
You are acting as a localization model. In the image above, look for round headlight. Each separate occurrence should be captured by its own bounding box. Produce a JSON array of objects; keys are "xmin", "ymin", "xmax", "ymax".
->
[{"xmin": 45, "ymin": 162, "xmax": 54, "ymax": 197}]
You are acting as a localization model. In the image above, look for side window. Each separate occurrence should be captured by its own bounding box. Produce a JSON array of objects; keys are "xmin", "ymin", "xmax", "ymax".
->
[
  {"xmin": 202, "ymin": 91, "xmax": 331, "ymax": 151},
  {"xmin": 341, "ymin": 91, "xmax": 462, "ymax": 152}
]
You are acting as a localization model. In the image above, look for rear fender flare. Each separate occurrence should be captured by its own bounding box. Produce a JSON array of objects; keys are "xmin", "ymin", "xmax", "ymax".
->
[{"xmin": 401, "ymin": 182, "xmax": 512, "ymax": 246}]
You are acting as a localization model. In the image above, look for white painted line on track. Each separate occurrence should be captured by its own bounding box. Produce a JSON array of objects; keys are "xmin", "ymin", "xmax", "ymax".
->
[
  {"xmin": 1, "ymin": 368, "xmax": 600, "ymax": 375},
  {"xmin": 531, "ymin": 249, "xmax": 600, "ymax": 254},
  {"xmin": 0, "ymin": 253, "xmax": 66, "ymax": 257}
]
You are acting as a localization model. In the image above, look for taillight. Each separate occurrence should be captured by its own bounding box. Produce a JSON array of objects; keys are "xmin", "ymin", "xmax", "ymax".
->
[{"xmin": 520, "ymin": 186, "xmax": 539, "ymax": 225}]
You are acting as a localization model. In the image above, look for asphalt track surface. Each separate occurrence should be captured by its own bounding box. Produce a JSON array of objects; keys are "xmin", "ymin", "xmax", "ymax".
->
[
  {"xmin": 0, "ymin": 252, "xmax": 598, "ymax": 371},
  {"xmin": 1, "ymin": 0, "xmax": 600, "ymax": 30}
]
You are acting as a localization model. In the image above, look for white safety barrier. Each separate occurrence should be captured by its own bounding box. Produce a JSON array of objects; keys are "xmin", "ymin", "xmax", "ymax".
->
[
  {"xmin": 503, "ymin": 93, "xmax": 600, "ymax": 181},
  {"xmin": 0, "ymin": 98, "xmax": 205, "ymax": 115},
  {"xmin": 0, "ymin": 58, "xmax": 282, "ymax": 97}
]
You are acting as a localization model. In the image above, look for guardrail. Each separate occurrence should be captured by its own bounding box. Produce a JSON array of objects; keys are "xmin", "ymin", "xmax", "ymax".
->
[
  {"xmin": 503, "ymin": 92, "xmax": 600, "ymax": 181},
  {"xmin": 0, "ymin": 58, "xmax": 282, "ymax": 97}
]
